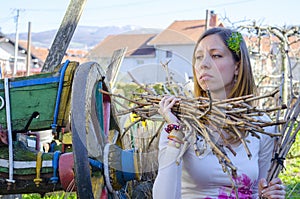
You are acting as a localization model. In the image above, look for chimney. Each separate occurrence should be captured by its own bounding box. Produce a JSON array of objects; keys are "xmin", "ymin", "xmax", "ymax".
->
[{"xmin": 209, "ymin": 11, "xmax": 218, "ymax": 27}]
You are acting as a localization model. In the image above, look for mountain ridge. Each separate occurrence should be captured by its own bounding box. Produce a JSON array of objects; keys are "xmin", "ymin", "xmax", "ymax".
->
[{"xmin": 7, "ymin": 25, "xmax": 162, "ymax": 50}]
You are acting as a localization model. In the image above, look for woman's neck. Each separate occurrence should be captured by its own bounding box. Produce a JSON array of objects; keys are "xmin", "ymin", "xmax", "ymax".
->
[
  {"xmin": 210, "ymin": 91, "xmax": 227, "ymax": 100},
  {"xmin": 210, "ymin": 84, "xmax": 233, "ymax": 100}
]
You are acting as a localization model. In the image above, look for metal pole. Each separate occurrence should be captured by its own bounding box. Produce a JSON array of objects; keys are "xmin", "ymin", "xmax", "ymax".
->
[{"xmin": 4, "ymin": 78, "xmax": 15, "ymax": 186}]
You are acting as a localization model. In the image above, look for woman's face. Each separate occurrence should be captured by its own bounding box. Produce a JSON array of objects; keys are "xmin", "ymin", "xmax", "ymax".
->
[{"xmin": 194, "ymin": 34, "xmax": 239, "ymax": 99}]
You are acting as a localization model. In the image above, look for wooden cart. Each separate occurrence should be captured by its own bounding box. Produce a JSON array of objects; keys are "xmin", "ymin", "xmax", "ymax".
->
[{"xmin": 0, "ymin": 60, "xmax": 143, "ymax": 198}]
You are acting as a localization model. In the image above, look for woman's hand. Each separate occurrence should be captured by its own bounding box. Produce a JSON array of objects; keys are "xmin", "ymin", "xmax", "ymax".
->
[
  {"xmin": 258, "ymin": 178, "xmax": 286, "ymax": 199},
  {"xmin": 158, "ymin": 96, "xmax": 180, "ymax": 124}
]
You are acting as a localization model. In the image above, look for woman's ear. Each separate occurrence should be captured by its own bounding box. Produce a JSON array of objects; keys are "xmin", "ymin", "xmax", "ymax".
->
[{"xmin": 234, "ymin": 63, "xmax": 240, "ymax": 76}]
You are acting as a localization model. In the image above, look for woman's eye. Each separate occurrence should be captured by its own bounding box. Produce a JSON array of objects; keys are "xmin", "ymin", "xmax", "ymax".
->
[
  {"xmin": 212, "ymin": 54, "xmax": 222, "ymax": 58},
  {"xmin": 196, "ymin": 55, "xmax": 204, "ymax": 60}
]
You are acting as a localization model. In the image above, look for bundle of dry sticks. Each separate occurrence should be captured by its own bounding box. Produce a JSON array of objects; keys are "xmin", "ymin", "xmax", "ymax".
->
[{"xmin": 101, "ymin": 74, "xmax": 300, "ymax": 182}]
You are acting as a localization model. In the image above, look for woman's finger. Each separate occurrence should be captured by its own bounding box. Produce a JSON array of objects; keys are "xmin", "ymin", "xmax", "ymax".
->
[
  {"xmin": 166, "ymin": 97, "xmax": 178, "ymax": 109},
  {"xmin": 159, "ymin": 96, "xmax": 179, "ymax": 110},
  {"xmin": 261, "ymin": 179, "xmax": 286, "ymax": 198},
  {"xmin": 261, "ymin": 190, "xmax": 285, "ymax": 199},
  {"xmin": 269, "ymin": 177, "xmax": 283, "ymax": 186}
]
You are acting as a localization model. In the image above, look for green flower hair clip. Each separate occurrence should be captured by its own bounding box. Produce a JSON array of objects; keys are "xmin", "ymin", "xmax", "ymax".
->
[{"xmin": 226, "ymin": 32, "xmax": 242, "ymax": 54}]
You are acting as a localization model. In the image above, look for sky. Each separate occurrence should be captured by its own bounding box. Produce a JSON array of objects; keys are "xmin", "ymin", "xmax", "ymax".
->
[{"xmin": 0, "ymin": 0, "xmax": 299, "ymax": 34}]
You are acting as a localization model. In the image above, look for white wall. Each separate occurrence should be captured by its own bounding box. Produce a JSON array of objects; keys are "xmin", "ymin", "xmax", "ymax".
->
[
  {"xmin": 117, "ymin": 44, "xmax": 195, "ymax": 84},
  {"xmin": 117, "ymin": 63, "xmax": 186, "ymax": 84},
  {"xmin": 154, "ymin": 44, "xmax": 195, "ymax": 78},
  {"xmin": 120, "ymin": 56, "xmax": 157, "ymax": 72}
]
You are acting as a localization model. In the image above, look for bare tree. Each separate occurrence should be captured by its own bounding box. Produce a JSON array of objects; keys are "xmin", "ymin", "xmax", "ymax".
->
[{"xmin": 241, "ymin": 23, "xmax": 300, "ymax": 102}]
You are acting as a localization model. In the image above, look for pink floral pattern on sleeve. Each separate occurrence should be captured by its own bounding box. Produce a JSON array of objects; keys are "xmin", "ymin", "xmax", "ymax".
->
[{"xmin": 204, "ymin": 174, "xmax": 254, "ymax": 199}]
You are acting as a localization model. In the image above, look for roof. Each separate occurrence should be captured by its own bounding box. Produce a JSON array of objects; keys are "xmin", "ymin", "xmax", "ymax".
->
[
  {"xmin": 63, "ymin": 48, "xmax": 88, "ymax": 63},
  {"xmin": 148, "ymin": 19, "xmax": 223, "ymax": 46},
  {"xmin": 18, "ymin": 40, "xmax": 48, "ymax": 61},
  {"xmin": 18, "ymin": 40, "xmax": 88, "ymax": 64},
  {"xmin": 86, "ymin": 33, "xmax": 157, "ymax": 59},
  {"xmin": 244, "ymin": 35, "xmax": 300, "ymax": 55}
]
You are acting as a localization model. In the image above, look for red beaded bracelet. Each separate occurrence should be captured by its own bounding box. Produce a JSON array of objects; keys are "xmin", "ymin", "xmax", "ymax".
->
[{"xmin": 164, "ymin": 123, "xmax": 180, "ymax": 134}]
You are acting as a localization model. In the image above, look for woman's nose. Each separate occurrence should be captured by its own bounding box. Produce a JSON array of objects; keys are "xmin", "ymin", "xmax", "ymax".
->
[{"xmin": 197, "ymin": 57, "xmax": 211, "ymax": 70}]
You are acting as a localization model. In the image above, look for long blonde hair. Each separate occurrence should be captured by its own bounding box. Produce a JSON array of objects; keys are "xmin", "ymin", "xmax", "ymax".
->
[{"xmin": 192, "ymin": 27, "xmax": 256, "ymax": 99}]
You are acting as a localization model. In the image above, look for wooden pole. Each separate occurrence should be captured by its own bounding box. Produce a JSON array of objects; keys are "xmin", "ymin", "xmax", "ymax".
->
[
  {"xmin": 41, "ymin": 0, "xmax": 87, "ymax": 72},
  {"xmin": 13, "ymin": 9, "xmax": 20, "ymax": 77},
  {"xmin": 282, "ymin": 36, "xmax": 289, "ymax": 105},
  {"xmin": 26, "ymin": 22, "xmax": 31, "ymax": 76}
]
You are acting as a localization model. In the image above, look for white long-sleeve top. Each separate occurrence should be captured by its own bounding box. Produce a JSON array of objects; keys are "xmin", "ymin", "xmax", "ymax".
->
[{"xmin": 153, "ymin": 115, "xmax": 275, "ymax": 199}]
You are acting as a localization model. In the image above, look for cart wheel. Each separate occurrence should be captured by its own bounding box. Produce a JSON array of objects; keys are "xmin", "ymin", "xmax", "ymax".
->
[{"xmin": 71, "ymin": 62, "xmax": 115, "ymax": 199}]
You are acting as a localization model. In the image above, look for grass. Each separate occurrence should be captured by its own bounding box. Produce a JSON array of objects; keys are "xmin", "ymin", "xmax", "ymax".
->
[{"xmin": 22, "ymin": 192, "xmax": 76, "ymax": 199}]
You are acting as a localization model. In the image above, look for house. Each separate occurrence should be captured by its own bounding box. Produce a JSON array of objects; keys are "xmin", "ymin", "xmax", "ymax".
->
[
  {"xmin": 0, "ymin": 33, "xmax": 43, "ymax": 77},
  {"xmin": 85, "ymin": 33, "xmax": 160, "ymax": 83},
  {"xmin": 245, "ymin": 33, "xmax": 300, "ymax": 96},
  {"xmin": 86, "ymin": 33, "xmax": 156, "ymax": 68},
  {"xmin": 148, "ymin": 11, "xmax": 223, "ymax": 81},
  {"xmin": 18, "ymin": 41, "xmax": 88, "ymax": 71},
  {"xmin": 0, "ymin": 32, "xmax": 88, "ymax": 78},
  {"xmin": 63, "ymin": 49, "xmax": 88, "ymax": 64},
  {"xmin": 86, "ymin": 11, "xmax": 223, "ymax": 84}
]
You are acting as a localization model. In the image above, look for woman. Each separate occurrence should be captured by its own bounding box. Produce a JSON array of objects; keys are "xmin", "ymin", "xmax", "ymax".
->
[{"xmin": 152, "ymin": 27, "xmax": 286, "ymax": 199}]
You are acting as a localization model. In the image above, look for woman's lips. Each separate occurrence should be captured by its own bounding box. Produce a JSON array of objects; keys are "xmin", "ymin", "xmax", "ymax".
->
[{"xmin": 200, "ymin": 73, "xmax": 213, "ymax": 81}]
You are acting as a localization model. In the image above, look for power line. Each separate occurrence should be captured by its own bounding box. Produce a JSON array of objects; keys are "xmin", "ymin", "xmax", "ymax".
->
[{"xmin": 85, "ymin": 0, "xmax": 154, "ymax": 10}]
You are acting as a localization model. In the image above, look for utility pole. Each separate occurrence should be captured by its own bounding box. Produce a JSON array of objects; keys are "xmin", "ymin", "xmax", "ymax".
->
[{"xmin": 13, "ymin": 9, "xmax": 20, "ymax": 77}]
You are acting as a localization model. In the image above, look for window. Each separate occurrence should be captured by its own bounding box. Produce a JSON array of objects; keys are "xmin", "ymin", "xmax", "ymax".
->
[{"xmin": 166, "ymin": 51, "xmax": 172, "ymax": 58}]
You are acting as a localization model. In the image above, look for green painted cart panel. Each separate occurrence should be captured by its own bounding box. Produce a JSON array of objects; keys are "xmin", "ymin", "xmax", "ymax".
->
[{"xmin": 0, "ymin": 61, "xmax": 78, "ymax": 131}]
